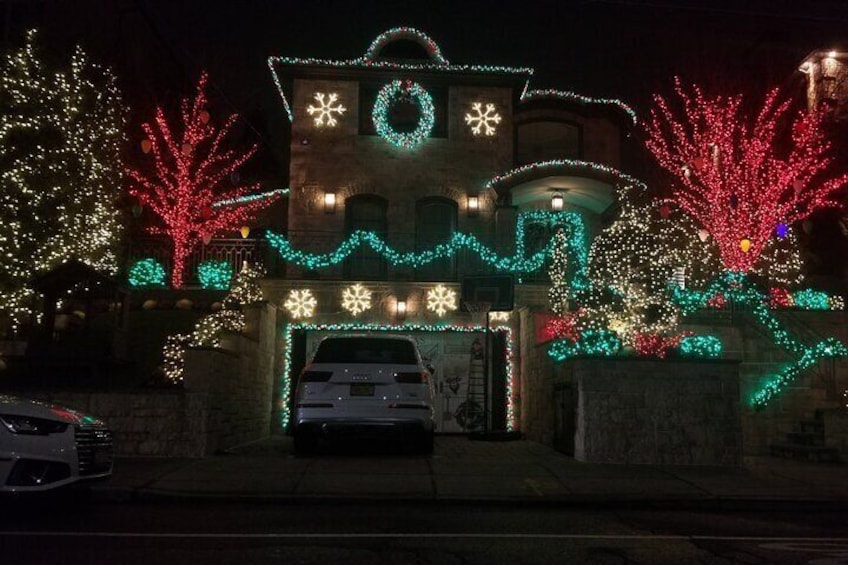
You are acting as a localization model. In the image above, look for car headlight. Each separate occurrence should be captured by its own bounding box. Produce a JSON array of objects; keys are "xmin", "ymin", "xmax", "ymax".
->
[{"xmin": 0, "ymin": 414, "xmax": 69, "ymax": 435}]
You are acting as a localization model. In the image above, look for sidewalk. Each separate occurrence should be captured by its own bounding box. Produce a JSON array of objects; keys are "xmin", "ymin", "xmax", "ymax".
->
[{"xmin": 91, "ymin": 436, "xmax": 848, "ymax": 508}]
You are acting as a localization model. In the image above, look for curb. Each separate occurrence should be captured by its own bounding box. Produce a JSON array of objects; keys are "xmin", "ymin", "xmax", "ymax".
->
[{"xmin": 90, "ymin": 485, "xmax": 848, "ymax": 512}]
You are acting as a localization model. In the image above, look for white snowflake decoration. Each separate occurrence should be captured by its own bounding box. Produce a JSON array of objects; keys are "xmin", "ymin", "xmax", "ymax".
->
[
  {"xmin": 306, "ymin": 92, "xmax": 346, "ymax": 127},
  {"xmin": 489, "ymin": 311, "xmax": 510, "ymax": 322},
  {"xmin": 284, "ymin": 289, "xmax": 317, "ymax": 319},
  {"xmin": 341, "ymin": 284, "xmax": 372, "ymax": 316},
  {"xmin": 464, "ymin": 102, "xmax": 501, "ymax": 136},
  {"xmin": 426, "ymin": 284, "xmax": 457, "ymax": 317}
]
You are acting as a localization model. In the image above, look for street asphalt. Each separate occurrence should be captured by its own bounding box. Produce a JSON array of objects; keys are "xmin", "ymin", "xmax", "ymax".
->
[{"xmin": 87, "ymin": 435, "xmax": 848, "ymax": 509}]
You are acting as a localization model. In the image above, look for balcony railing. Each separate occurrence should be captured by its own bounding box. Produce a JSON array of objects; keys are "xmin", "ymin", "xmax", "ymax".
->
[
  {"xmin": 127, "ymin": 237, "xmax": 274, "ymax": 286},
  {"xmin": 126, "ymin": 230, "xmax": 554, "ymax": 285}
]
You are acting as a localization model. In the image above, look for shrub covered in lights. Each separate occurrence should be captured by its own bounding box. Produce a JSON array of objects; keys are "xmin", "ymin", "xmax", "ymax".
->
[
  {"xmin": 671, "ymin": 271, "xmax": 847, "ymax": 408},
  {"xmin": 548, "ymin": 329, "xmax": 622, "ymax": 361},
  {"xmin": 197, "ymin": 260, "xmax": 233, "ymax": 290},
  {"xmin": 679, "ymin": 335, "xmax": 722, "ymax": 358},
  {"xmin": 792, "ymin": 289, "xmax": 830, "ymax": 311},
  {"xmin": 160, "ymin": 263, "xmax": 264, "ymax": 383},
  {"xmin": 128, "ymin": 258, "xmax": 167, "ymax": 288}
]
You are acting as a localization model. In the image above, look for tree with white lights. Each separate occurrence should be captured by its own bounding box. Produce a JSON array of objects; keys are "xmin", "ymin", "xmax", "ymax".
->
[
  {"xmin": 548, "ymin": 229, "xmax": 569, "ymax": 316},
  {"xmin": 0, "ymin": 31, "xmax": 125, "ymax": 332}
]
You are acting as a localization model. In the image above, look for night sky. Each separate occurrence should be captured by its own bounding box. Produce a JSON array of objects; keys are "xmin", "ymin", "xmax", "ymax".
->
[
  {"xmin": 32, "ymin": 0, "xmax": 848, "ymax": 151},
  {"xmin": 21, "ymin": 0, "xmax": 848, "ymax": 282}
]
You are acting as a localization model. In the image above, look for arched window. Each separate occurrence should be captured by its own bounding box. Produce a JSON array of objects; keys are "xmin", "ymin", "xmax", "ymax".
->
[
  {"xmin": 345, "ymin": 195, "xmax": 388, "ymax": 280},
  {"xmin": 516, "ymin": 120, "xmax": 582, "ymax": 165},
  {"xmin": 415, "ymin": 197, "xmax": 457, "ymax": 281}
]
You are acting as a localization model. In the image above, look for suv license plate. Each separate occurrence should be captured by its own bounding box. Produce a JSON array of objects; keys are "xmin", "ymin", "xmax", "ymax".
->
[{"xmin": 350, "ymin": 383, "xmax": 375, "ymax": 396}]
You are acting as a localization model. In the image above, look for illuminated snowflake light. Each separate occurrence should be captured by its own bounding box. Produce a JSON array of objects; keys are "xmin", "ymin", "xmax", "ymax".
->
[
  {"xmin": 465, "ymin": 102, "xmax": 501, "ymax": 136},
  {"xmin": 306, "ymin": 92, "xmax": 346, "ymax": 127},
  {"xmin": 426, "ymin": 284, "xmax": 457, "ymax": 317},
  {"xmin": 341, "ymin": 284, "xmax": 372, "ymax": 316},
  {"xmin": 284, "ymin": 289, "xmax": 317, "ymax": 319}
]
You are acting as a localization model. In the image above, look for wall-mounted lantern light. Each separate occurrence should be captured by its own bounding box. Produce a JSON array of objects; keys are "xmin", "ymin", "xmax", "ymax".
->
[
  {"xmin": 396, "ymin": 300, "xmax": 407, "ymax": 317},
  {"xmin": 467, "ymin": 195, "xmax": 480, "ymax": 217},
  {"xmin": 551, "ymin": 192, "xmax": 564, "ymax": 211},
  {"xmin": 324, "ymin": 192, "xmax": 337, "ymax": 214}
]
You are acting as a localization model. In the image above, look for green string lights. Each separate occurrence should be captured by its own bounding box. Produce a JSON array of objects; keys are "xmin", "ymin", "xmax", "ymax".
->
[
  {"xmin": 364, "ymin": 27, "xmax": 449, "ymax": 65},
  {"xmin": 484, "ymin": 159, "xmax": 647, "ymax": 193},
  {"xmin": 792, "ymin": 289, "xmax": 830, "ymax": 310},
  {"xmin": 372, "ymin": 80, "xmax": 435, "ymax": 149},
  {"xmin": 197, "ymin": 260, "xmax": 233, "ymax": 290},
  {"xmin": 672, "ymin": 271, "xmax": 847, "ymax": 409},
  {"xmin": 679, "ymin": 335, "xmax": 722, "ymax": 358},
  {"xmin": 128, "ymin": 258, "xmax": 167, "ymax": 288},
  {"xmin": 212, "ymin": 187, "xmax": 290, "ymax": 210},
  {"xmin": 548, "ymin": 329, "xmax": 622, "ymax": 361},
  {"xmin": 267, "ymin": 210, "xmax": 590, "ymax": 288},
  {"xmin": 268, "ymin": 26, "xmax": 534, "ymax": 123},
  {"xmin": 281, "ymin": 322, "xmax": 516, "ymax": 431},
  {"xmin": 520, "ymin": 89, "xmax": 638, "ymax": 125}
]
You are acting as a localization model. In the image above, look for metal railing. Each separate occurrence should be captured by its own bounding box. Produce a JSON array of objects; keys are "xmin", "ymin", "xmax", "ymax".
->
[{"xmin": 127, "ymin": 236, "xmax": 275, "ymax": 286}]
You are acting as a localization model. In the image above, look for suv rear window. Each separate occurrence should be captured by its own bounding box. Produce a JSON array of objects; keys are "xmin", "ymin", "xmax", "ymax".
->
[{"xmin": 313, "ymin": 337, "xmax": 418, "ymax": 364}]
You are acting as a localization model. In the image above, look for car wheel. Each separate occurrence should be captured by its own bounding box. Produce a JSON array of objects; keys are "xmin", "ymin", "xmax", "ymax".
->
[
  {"xmin": 294, "ymin": 428, "xmax": 318, "ymax": 456},
  {"xmin": 417, "ymin": 430, "xmax": 434, "ymax": 455}
]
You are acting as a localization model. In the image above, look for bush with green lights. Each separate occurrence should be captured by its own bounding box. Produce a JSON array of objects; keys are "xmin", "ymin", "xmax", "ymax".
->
[{"xmin": 128, "ymin": 258, "xmax": 167, "ymax": 288}]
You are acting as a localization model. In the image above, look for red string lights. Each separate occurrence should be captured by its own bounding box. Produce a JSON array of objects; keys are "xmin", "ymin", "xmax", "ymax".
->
[
  {"xmin": 645, "ymin": 78, "xmax": 848, "ymax": 272},
  {"xmin": 127, "ymin": 73, "xmax": 281, "ymax": 288}
]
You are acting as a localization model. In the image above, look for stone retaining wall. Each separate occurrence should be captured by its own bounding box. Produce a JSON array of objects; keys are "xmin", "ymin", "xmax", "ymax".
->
[
  {"xmin": 32, "ymin": 390, "xmax": 209, "ymax": 457},
  {"xmin": 543, "ymin": 357, "xmax": 742, "ymax": 465},
  {"xmin": 34, "ymin": 303, "xmax": 278, "ymax": 457}
]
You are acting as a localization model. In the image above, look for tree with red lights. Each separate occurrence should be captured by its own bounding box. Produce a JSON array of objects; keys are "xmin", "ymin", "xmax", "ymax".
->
[
  {"xmin": 645, "ymin": 78, "xmax": 848, "ymax": 273},
  {"xmin": 127, "ymin": 73, "xmax": 280, "ymax": 287}
]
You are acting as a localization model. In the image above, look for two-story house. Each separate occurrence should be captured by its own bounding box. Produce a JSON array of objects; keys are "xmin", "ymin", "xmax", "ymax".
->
[{"xmin": 261, "ymin": 28, "xmax": 640, "ymax": 434}]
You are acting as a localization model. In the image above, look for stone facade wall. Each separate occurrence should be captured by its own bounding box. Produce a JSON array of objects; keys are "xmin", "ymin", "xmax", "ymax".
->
[
  {"xmin": 568, "ymin": 358, "xmax": 741, "ymax": 465},
  {"xmin": 32, "ymin": 391, "xmax": 209, "ymax": 457},
  {"xmin": 515, "ymin": 107, "xmax": 623, "ymax": 169},
  {"xmin": 516, "ymin": 286, "xmax": 557, "ymax": 445},
  {"xmin": 28, "ymin": 303, "xmax": 281, "ymax": 458},
  {"xmin": 183, "ymin": 303, "xmax": 277, "ymax": 454},
  {"xmin": 684, "ymin": 311, "xmax": 848, "ymax": 456},
  {"xmin": 804, "ymin": 53, "xmax": 848, "ymax": 120},
  {"xmin": 286, "ymin": 77, "xmax": 514, "ymax": 280},
  {"xmin": 823, "ymin": 408, "xmax": 848, "ymax": 460},
  {"xmin": 519, "ymin": 307, "xmax": 847, "ymax": 460}
]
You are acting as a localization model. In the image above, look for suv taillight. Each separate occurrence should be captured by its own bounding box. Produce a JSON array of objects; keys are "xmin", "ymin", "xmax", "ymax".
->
[
  {"xmin": 300, "ymin": 370, "xmax": 332, "ymax": 382},
  {"xmin": 394, "ymin": 371, "xmax": 428, "ymax": 384}
]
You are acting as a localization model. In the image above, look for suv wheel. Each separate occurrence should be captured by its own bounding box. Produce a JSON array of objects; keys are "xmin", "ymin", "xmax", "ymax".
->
[
  {"xmin": 417, "ymin": 430, "xmax": 434, "ymax": 455},
  {"xmin": 294, "ymin": 428, "xmax": 318, "ymax": 456}
]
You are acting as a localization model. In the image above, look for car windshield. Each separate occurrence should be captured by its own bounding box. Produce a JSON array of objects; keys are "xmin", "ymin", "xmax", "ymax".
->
[{"xmin": 313, "ymin": 337, "xmax": 418, "ymax": 364}]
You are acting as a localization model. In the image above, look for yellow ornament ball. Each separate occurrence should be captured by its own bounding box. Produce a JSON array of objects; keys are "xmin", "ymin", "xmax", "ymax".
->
[{"xmin": 740, "ymin": 238, "xmax": 752, "ymax": 253}]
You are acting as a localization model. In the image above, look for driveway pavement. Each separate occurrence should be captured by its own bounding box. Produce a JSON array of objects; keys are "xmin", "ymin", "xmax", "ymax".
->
[{"xmin": 90, "ymin": 435, "xmax": 848, "ymax": 508}]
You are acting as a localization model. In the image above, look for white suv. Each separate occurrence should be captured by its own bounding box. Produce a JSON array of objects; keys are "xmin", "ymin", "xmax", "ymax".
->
[{"xmin": 293, "ymin": 334, "xmax": 435, "ymax": 455}]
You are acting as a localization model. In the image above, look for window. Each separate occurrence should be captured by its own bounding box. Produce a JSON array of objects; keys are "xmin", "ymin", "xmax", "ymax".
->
[
  {"xmin": 345, "ymin": 195, "xmax": 388, "ymax": 280},
  {"xmin": 516, "ymin": 120, "xmax": 582, "ymax": 165},
  {"xmin": 313, "ymin": 337, "xmax": 418, "ymax": 364},
  {"xmin": 415, "ymin": 198, "xmax": 457, "ymax": 281}
]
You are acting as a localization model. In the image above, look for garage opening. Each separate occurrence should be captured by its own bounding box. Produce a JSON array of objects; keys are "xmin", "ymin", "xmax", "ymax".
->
[{"xmin": 281, "ymin": 324, "xmax": 514, "ymax": 434}]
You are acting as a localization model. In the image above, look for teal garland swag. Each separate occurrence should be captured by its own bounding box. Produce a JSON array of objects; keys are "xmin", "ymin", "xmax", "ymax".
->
[{"xmin": 266, "ymin": 210, "xmax": 590, "ymax": 287}]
